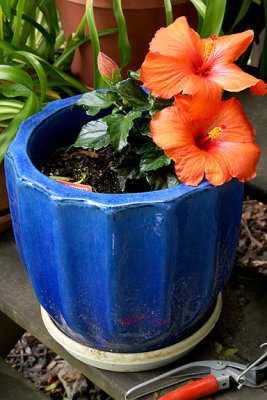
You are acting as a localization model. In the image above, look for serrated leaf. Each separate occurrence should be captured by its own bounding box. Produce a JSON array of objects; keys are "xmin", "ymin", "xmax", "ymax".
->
[
  {"xmin": 150, "ymin": 97, "xmax": 174, "ymax": 118},
  {"xmin": 167, "ymin": 172, "xmax": 181, "ymax": 187},
  {"xmin": 134, "ymin": 141, "xmax": 155, "ymax": 154},
  {"xmin": 110, "ymin": 79, "xmax": 151, "ymax": 110},
  {"xmin": 145, "ymin": 171, "xmax": 168, "ymax": 191},
  {"xmin": 140, "ymin": 150, "xmax": 171, "ymax": 172},
  {"xmin": 114, "ymin": 149, "xmax": 142, "ymax": 180},
  {"xmin": 103, "ymin": 110, "xmax": 141, "ymax": 151},
  {"xmin": 74, "ymin": 119, "xmax": 110, "ymax": 150},
  {"xmin": 131, "ymin": 118, "xmax": 151, "ymax": 137},
  {"xmin": 74, "ymin": 90, "xmax": 117, "ymax": 116}
]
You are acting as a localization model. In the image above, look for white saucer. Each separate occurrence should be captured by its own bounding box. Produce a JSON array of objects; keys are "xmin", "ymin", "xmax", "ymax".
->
[{"xmin": 41, "ymin": 293, "xmax": 222, "ymax": 372}]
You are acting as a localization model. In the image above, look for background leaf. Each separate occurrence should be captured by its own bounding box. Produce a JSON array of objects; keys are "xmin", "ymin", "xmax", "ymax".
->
[
  {"xmin": 112, "ymin": 0, "xmax": 131, "ymax": 69},
  {"xmin": 200, "ymin": 0, "xmax": 227, "ymax": 37}
]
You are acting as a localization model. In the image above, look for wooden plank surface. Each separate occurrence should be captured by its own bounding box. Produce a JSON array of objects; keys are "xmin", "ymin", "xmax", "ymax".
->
[{"xmin": 0, "ymin": 228, "xmax": 267, "ymax": 400}]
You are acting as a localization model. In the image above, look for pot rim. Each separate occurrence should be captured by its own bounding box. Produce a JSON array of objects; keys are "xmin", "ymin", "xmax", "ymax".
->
[
  {"xmin": 61, "ymin": 0, "xmax": 188, "ymax": 10},
  {"xmin": 5, "ymin": 95, "xmax": 230, "ymax": 208}
]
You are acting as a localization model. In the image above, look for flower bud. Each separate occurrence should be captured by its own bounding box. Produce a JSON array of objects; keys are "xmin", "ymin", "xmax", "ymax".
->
[{"xmin": 97, "ymin": 52, "xmax": 119, "ymax": 79}]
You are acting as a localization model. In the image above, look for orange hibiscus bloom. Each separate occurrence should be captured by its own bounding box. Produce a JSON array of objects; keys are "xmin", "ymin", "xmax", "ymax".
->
[
  {"xmin": 151, "ymin": 96, "xmax": 261, "ymax": 186},
  {"xmin": 140, "ymin": 17, "xmax": 267, "ymax": 120}
]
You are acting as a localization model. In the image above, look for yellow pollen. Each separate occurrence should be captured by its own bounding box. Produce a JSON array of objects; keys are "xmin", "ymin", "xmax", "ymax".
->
[
  {"xmin": 199, "ymin": 125, "xmax": 225, "ymax": 145},
  {"xmin": 203, "ymin": 35, "xmax": 217, "ymax": 62},
  {"xmin": 208, "ymin": 125, "xmax": 224, "ymax": 140}
]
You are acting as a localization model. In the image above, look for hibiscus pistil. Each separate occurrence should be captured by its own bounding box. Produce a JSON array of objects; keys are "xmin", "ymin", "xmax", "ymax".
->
[
  {"xmin": 199, "ymin": 124, "xmax": 226, "ymax": 145},
  {"xmin": 197, "ymin": 35, "xmax": 217, "ymax": 75}
]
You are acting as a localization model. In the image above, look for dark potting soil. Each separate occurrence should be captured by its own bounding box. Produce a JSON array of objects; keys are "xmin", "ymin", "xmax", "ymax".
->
[{"xmin": 41, "ymin": 145, "xmax": 150, "ymax": 194}]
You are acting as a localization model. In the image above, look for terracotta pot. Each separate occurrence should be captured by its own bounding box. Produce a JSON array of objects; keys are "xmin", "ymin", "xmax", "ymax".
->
[
  {"xmin": 0, "ymin": 162, "xmax": 12, "ymax": 232},
  {"xmin": 55, "ymin": 0, "xmax": 197, "ymax": 88}
]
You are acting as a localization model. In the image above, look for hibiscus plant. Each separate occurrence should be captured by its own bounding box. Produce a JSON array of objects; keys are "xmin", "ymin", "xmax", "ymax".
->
[{"xmin": 70, "ymin": 16, "xmax": 265, "ymax": 191}]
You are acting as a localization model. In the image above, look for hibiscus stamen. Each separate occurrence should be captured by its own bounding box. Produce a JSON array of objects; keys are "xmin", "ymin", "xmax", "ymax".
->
[
  {"xmin": 199, "ymin": 125, "xmax": 225, "ymax": 145},
  {"xmin": 196, "ymin": 35, "xmax": 217, "ymax": 75},
  {"xmin": 204, "ymin": 35, "xmax": 217, "ymax": 62}
]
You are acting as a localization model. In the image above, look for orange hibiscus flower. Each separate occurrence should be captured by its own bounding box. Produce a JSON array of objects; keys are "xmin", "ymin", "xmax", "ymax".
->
[
  {"xmin": 150, "ymin": 96, "xmax": 261, "ymax": 186},
  {"xmin": 140, "ymin": 17, "xmax": 267, "ymax": 120}
]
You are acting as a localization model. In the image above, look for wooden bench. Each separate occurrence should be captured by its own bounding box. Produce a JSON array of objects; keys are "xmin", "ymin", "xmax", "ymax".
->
[{"xmin": 0, "ymin": 89, "xmax": 267, "ymax": 399}]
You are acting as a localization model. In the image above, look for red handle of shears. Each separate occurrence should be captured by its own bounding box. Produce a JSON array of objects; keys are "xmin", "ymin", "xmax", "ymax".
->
[{"xmin": 158, "ymin": 374, "xmax": 219, "ymax": 400}]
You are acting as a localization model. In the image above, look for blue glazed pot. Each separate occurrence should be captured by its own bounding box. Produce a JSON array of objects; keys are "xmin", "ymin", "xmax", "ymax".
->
[{"xmin": 5, "ymin": 96, "xmax": 243, "ymax": 353}]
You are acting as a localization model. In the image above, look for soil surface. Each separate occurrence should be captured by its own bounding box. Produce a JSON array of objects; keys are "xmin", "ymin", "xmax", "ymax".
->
[
  {"xmin": 5, "ymin": 198, "xmax": 267, "ymax": 399},
  {"xmin": 41, "ymin": 146, "xmax": 124, "ymax": 194}
]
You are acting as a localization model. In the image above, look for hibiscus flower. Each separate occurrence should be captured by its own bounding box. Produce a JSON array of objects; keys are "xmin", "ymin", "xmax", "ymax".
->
[
  {"xmin": 140, "ymin": 17, "xmax": 267, "ymax": 120},
  {"xmin": 150, "ymin": 96, "xmax": 261, "ymax": 186}
]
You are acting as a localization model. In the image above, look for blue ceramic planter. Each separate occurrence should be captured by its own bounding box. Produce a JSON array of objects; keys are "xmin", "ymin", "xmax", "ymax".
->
[{"xmin": 5, "ymin": 96, "xmax": 244, "ymax": 354}]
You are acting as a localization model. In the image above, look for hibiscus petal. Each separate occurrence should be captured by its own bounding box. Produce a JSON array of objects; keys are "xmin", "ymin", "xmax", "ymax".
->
[
  {"xmin": 173, "ymin": 145, "xmax": 229, "ymax": 186},
  {"xmin": 140, "ymin": 52, "xmax": 193, "ymax": 99},
  {"xmin": 208, "ymin": 63, "xmax": 259, "ymax": 92},
  {"xmin": 182, "ymin": 75, "xmax": 222, "ymax": 120},
  {"xmin": 208, "ymin": 141, "xmax": 261, "ymax": 183},
  {"xmin": 150, "ymin": 106, "xmax": 194, "ymax": 158},
  {"xmin": 150, "ymin": 16, "xmax": 202, "ymax": 64},
  {"xmin": 250, "ymin": 79, "xmax": 267, "ymax": 95},
  {"xmin": 205, "ymin": 98, "xmax": 256, "ymax": 143},
  {"xmin": 210, "ymin": 30, "xmax": 254, "ymax": 64}
]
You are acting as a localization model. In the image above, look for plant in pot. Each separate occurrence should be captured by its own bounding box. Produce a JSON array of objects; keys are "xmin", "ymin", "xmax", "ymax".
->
[
  {"xmin": 4, "ymin": 15, "xmax": 266, "ymax": 372},
  {"xmin": 0, "ymin": 0, "xmax": 88, "ymax": 231}
]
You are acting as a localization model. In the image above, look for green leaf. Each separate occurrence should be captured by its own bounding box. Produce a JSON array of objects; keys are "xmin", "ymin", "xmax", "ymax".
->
[
  {"xmin": 166, "ymin": 171, "xmax": 180, "ymax": 187},
  {"xmin": 12, "ymin": 0, "xmax": 26, "ymax": 47},
  {"xmin": 140, "ymin": 149, "xmax": 171, "ymax": 172},
  {"xmin": 103, "ymin": 110, "xmax": 141, "ymax": 150},
  {"xmin": 112, "ymin": 0, "xmax": 131, "ymax": 69},
  {"xmin": 228, "ymin": 0, "xmax": 252, "ymax": 33},
  {"xmin": 2, "ymin": 83, "xmax": 31, "ymax": 98},
  {"xmin": 114, "ymin": 149, "xmax": 142, "ymax": 180},
  {"xmin": 150, "ymin": 97, "xmax": 174, "ymax": 118},
  {"xmin": 200, "ymin": 0, "xmax": 227, "ymax": 37},
  {"xmin": 53, "ymin": 28, "xmax": 118, "ymax": 69},
  {"xmin": 164, "ymin": 0, "xmax": 174, "ymax": 25},
  {"xmin": 145, "ymin": 170, "xmax": 179, "ymax": 190},
  {"xmin": 0, "ymin": 91, "xmax": 39, "ymax": 162},
  {"xmin": 259, "ymin": 0, "xmax": 267, "ymax": 80},
  {"xmin": 188, "ymin": 0, "xmax": 206, "ymax": 19},
  {"xmin": 9, "ymin": 51, "xmax": 47, "ymax": 102},
  {"xmin": 0, "ymin": 0, "xmax": 12, "ymax": 20},
  {"xmin": 75, "ymin": 91, "xmax": 117, "ymax": 116},
  {"xmin": 224, "ymin": 348, "xmax": 239, "ymax": 357},
  {"xmin": 127, "ymin": 70, "xmax": 140, "ymax": 80},
  {"xmin": 74, "ymin": 119, "xmax": 111, "ymax": 150},
  {"xmin": 86, "ymin": 0, "xmax": 104, "ymax": 89},
  {"xmin": 131, "ymin": 118, "xmax": 151, "ymax": 138},
  {"xmin": 0, "ymin": 65, "xmax": 33, "ymax": 90},
  {"xmin": 45, "ymin": 383, "xmax": 58, "ymax": 392},
  {"xmin": 111, "ymin": 79, "xmax": 150, "ymax": 110}
]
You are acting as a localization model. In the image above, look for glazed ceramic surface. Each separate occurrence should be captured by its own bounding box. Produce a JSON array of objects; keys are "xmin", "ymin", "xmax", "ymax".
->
[{"xmin": 5, "ymin": 96, "xmax": 244, "ymax": 353}]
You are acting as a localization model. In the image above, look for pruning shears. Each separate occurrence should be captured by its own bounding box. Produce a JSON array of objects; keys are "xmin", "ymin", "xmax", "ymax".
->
[{"xmin": 125, "ymin": 343, "xmax": 267, "ymax": 400}]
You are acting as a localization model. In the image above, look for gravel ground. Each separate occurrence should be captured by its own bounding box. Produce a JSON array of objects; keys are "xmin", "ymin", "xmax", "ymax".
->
[{"xmin": 5, "ymin": 199, "xmax": 267, "ymax": 399}]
